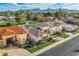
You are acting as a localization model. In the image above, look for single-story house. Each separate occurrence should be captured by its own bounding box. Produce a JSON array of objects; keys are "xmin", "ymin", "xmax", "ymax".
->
[
  {"xmin": 0, "ymin": 26, "xmax": 28, "ymax": 46},
  {"xmin": 0, "ymin": 16, "xmax": 7, "ymax": 21},
  {"xmin": 7, "ymin": 17, "xmax": 16, "ymax": 22},
  {"xmin": 0, "ymin": 16, "xmax": 16, "ymax": 22}
]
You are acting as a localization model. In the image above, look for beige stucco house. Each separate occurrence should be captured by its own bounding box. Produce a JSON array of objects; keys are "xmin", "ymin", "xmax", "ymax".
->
[
  {"xmin": 0, "ymin": 26, "xmax": 28, "ymax": 46},
  {"xmin": 47, "ymin": 20, "xmax": 66, "ymax": 35},
  {"xmin": 28, "ymin": 27, "xmax": 50, "ymax": 44}
]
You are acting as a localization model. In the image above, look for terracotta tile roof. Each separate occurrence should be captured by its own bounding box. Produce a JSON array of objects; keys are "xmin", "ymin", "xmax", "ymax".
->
[
  {"xmin": 0, "ymin": 26, "xmax": 25, "ymax": 37},
  {"xmin": 0, "ymin": 29, "xmax": 15, "ymax": 36},
  {"xmin": 0, "ymin": 35, "xmax": 2, "ymax": 40}
]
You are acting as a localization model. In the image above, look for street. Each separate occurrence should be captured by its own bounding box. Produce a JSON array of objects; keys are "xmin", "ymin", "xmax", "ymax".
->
[{"xmin": 38, "ymin": 35, "xmax": 79, "ymax": 56}]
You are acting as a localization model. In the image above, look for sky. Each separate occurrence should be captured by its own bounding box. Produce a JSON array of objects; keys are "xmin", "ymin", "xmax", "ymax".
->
[{"xmin": 0, "ymin": 3, "xmax": 79, "ymax": 11}]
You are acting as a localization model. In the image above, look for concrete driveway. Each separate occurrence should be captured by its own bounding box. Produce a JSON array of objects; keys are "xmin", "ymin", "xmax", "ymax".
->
[{"xmin": 0, "ymin": 47, "xmax": 32, "ymax": 56}]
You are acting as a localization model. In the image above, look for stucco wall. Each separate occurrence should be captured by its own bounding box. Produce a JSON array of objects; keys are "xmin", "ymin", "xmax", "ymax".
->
[
  {"xmin": 17, "ymin": 33, "xmax": 27, "ymax": 45},
  {"xmin": 0, "ymin": 40, "xmax": 4, "ymax": 46},
  {"xmin": 2, "ymin": 35, "xmax": 15, "ymax": 46}
]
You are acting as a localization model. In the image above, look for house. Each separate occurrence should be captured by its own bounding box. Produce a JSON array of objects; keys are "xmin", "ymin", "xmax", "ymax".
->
[
  {"xmin": 63, "ymin": 24, "xmax": 78, "ymax": 32},
  {"xmin": 7, "ymin": 17, "xmax": 16, "ymax": 22},
  {"xmin": 28, "ymin": 27, "xmax": 50, "ymax": 45},
  {"xmin": 0, "ymin": 26, "xmax": 28, "ymax": 46},
  {"xmin": 36, "ymin": 22, "xmax": 50, "ymax": 32},
  {"xmin": 0, "ymin": 16, "xmax": 7, "ymax": 21},
  {"xmin": 0, "ymin": 16, "xmax": 16, "ymax": 22},
  {"xmin": 65, "ymin": 17, "xmax": 76, "ymax": 24},
  {"xmin": 47, "ymin": 20, "xmax": 66, "ymax": 34},
  {"xmin": 44, "ymin": 16, "xmax": 54, "ymax": 22}
]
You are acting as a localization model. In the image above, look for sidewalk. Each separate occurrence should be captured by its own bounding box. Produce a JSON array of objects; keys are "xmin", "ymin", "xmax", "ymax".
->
[
  {"xmin": 0, "ymin": 47, "xmax": 33, "ymax": 56},
  {"xmin": 32, "ymin": 33, "xmax": 79, "ymax": 56}
]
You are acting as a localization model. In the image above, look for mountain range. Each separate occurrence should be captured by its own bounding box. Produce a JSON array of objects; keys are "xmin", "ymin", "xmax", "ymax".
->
[{"xmin": 0, "ymin": 3, "xmax": 79, "ymax": 13}]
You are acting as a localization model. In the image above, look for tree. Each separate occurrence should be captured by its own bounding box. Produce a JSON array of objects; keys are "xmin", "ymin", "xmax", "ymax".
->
[
  {"xmin": 54, "ymin": 12, "xmax": 60, "ymax": 18},
  {"xmin": 6, "ymin": 22, "xmax": 12, "ymax": 26},
  {"xmin": 54, "ymin": 8, "xmax": 70, "ymax": 19},
  {"xmin": 34, "ymin": 13, "xmax": 44, "ymax": 22},
  {"xmin": 15, "ymin": 10, "xmax": 26, "ymax": 24},
  {"xmin": 15, "ymin": 16, "xmax": 26, "ymax": 24}
]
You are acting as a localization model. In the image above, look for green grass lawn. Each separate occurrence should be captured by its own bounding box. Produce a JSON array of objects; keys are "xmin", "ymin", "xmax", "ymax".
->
[
  {"xmin": 55, "ymin": 32, "xmax": 69, "ymax": 38},
  {"xmin": 24, "ymin": 40, "xmax": 59, "ymax": 53},
  {"xmin": 0, "ymin": 45, "xmax": 7, "ymax": 49},
  {"xmin": 0, "ymin": 21, "xmax": 8, "ymax": 27},
  {"xmin": 26, "ymin": 20, "xmax": 38, "ymax": 27},
  {"xmin": 72, "ymin": 29, "xmax": 79, "ymax": 34},
  {"xmin": 0, "ymin": 21, "xmax": 18, "ymax": 27},
  {"xmin": 0, "ymin": 20, "xmax": 37, "ymax": 27},
  {"xmin": 10, "ymin": 22, "xmax": 18, "ymax": 25}
]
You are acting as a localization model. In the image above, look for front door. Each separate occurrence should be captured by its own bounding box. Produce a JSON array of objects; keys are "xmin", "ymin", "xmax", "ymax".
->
[{"xmin": 6, "ymin": 37, "xmax": 13, "ymax": 46}]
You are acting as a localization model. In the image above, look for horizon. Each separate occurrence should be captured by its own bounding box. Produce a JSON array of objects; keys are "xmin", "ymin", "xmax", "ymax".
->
[{"xmin": 0, "ymin": 3, "xmax": 79, "ymax": 11}]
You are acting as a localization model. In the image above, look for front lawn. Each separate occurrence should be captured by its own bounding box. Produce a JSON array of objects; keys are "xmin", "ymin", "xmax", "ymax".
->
[
  {"xmin": 72, "ymin": 29, "xmax": 79, "ymax": 34},
  {"xmin": 0, "ymin": 45, "xmax": 7, "ymax": 49},
  {"xmin": 55, "ymin": 32, "xmax": 69, "ymax": 38},
  {"xmin": 24, "ymin": 39, "xmax": 59, "ymax": 53}
]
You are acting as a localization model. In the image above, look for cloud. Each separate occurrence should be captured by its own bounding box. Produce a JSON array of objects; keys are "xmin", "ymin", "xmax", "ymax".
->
[
  {"xmin": 16, "ymin": 3, "xmax": 52, "ymax": 9},
  {"xmin": 0, "ymin": 3, "xmax": 79, "ymax": 11},
  {"xmin": 62, "ymin": 3, "xmax": 79, "ymax": 10},
  {"xmin": 11, "ymin": 3, "xmax": 79, "ymax": 10}
]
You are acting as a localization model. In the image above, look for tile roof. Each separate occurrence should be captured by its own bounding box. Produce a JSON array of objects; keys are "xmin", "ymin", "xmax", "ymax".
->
[
  {"xmin": 29, "ymin": 27, "xmax": 41, "ymax": 37},
  {"xmin": 47, "ymin": 20, "xmax": 65, "ymax": 27},
  {"xmin": 0, "ymin": 26, "xmax": 25, "ymax": 37},
  {"xmin": 36, "ymin": 22, "xmax": 48, "ymax": 27},
  {"xmin": 45, "ymin": 16, "xmax": 54, "ymax": 21}
]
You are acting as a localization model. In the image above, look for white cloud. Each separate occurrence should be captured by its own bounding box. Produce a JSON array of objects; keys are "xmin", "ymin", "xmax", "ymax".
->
[{"xmin": 63, "ymin": 4, "xmax": 79, "ymax": 10}]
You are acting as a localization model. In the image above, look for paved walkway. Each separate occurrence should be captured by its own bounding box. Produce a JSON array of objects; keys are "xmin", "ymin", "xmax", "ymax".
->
[
  {"xmin": 0, "ymin": 47, "xmax": 32, "ymax": 56},
  {"xmin": 65, "ymin": 32, "xmax": 73, "ymax": 36}
]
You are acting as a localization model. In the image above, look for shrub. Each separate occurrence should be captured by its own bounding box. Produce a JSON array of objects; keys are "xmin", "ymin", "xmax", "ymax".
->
[
  {"xmin": 55, "ymin": 32, "xmax": 68, "ymax": 38},
  {"xmin": 0, "ymin": 45, "xmax": 7, "ymax": 49},
  {"xmin": 2, "ymin": 53, "xmax": 8, "ymax": 56}
]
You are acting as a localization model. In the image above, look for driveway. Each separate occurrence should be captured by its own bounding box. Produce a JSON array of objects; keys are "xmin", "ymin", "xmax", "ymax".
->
[{"xmin": 0, "ymin": 47, "xmax": 32, "ymax": 56}]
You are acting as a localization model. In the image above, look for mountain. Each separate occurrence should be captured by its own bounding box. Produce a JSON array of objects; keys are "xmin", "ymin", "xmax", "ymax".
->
[{"xmin": 0, "ymin": 3, "xmax": 79, "ymax": 13}]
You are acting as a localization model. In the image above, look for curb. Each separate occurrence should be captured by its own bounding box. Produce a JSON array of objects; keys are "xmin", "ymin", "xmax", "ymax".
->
[{"xmin": 32, "ymin": 33, "xmax": 79, "ymax": 56}]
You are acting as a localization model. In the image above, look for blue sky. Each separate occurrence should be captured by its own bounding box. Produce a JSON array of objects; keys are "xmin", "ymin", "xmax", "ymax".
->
[{"xmin": 0, "ymin": 3, "xmax": 79, "ymax": 11}]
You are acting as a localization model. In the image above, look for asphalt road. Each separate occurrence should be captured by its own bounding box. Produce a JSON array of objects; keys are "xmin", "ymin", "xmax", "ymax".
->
[{"xmin": 38, "ymin": 35, "xmax": 79, "ymax": 56}]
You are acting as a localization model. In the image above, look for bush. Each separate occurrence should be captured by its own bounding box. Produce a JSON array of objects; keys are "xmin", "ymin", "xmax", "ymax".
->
[
  {"xmin": 47, "ymin": 38, "xmax": 52, "ymax": 42},
  {"xmin": 55, "ymin": 32, "xmax": 68, "ymax": 38},
  {"xmin": 23, "ymin": 44, "xmax": 34, "ymax": 48},
  {"xmin": 0, "ymin": 45, "xmax": 7, "ymax": 49},
  {"xmin": 72, "ymin": 29, "xmax": 79, "ymax": 34},
  {"xmin": 2, "ymin": 53, "xmax": 8, "ymax": 56}
]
